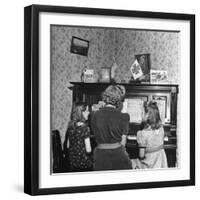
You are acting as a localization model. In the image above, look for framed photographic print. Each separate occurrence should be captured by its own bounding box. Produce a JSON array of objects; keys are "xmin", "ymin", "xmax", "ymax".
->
[
  {"xmin": 135, "ymin": 53, "xmax": 151, "ymax": 82},
  {"xmin": 24, "ymin": 4, "xmax": 195, "ymax": 195},
  {"xmin": 70, "ymin": 36, "xmax": 89, "ymax": 56}
]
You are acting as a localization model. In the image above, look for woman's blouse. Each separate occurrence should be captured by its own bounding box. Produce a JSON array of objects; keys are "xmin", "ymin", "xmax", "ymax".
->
[{"xmin": 91, "ymin": 107, "xmax": 130, "ymax": 144}]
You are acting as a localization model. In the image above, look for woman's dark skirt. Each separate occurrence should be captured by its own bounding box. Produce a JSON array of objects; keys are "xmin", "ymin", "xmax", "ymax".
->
[{"xmin": 94, "ymin": 146, "xmax": 132, "ymax": 171}]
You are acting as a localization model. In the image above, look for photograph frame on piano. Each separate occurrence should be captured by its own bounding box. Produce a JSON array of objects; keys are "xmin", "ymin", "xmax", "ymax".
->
[{"xmin": 24, "ymin": 4, "xmax": 195, "ymax": 195}]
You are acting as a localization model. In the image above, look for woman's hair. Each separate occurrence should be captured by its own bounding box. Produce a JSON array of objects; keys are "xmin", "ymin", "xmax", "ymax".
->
[
  {"xmin": 145, "ymin": 101, "xmax": 162, "ymax": 130},
  {"xmin": 68, "ymin": 103, "xmax": 87, "ymax": 127},
  {"xmin": 101, "ymin": 85, "xmax": 126, "ymax": 107}
]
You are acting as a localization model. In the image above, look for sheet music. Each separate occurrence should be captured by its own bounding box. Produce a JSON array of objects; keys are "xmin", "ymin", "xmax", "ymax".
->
[{"xmin": 122, "ymin": 98, "xmax": 144, "ymax": 123}]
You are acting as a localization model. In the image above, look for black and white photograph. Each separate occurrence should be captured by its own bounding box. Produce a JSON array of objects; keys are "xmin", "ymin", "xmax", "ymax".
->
[
  {"xmin": 1, "ymin": 0, "xmax": 200, "ymax": 199},
  {"xmin": 24, "ymin": 4, "xmax": 195, "ymax": 195},
  {"xmin": 51, "ymin": 26, "xmax": 179, "ymax": 173}
]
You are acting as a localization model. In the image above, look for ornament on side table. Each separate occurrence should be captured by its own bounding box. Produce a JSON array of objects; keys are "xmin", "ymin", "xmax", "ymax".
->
[
  {"xmin": 81, "ymin": 66, "xmax": 94, "ymax": 83},
  {"xmin": 99, "ymin": 67, "xmax": 111, "ymax": 83},
  {"xmin": 110, "ymin": 61, "xmax": 118, "ymax": 83}
]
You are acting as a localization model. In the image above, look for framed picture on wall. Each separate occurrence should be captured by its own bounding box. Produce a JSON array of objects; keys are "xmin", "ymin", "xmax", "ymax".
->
[
  {"xmin": 70, "ymin": 36, "xmax": 89, "ymax": 56},
  {"xmin": 131, "ymin": 53, "xmax": 151, "ymax": 82},
  {"xmin": 24, "ymin": 5, "xmax": 195, "ymax": 195}
]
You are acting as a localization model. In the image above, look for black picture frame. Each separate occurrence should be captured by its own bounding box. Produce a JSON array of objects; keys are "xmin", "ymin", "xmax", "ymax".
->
[
  {"xmin": 135, "ymin": 53, "xmax": 151, "ymax": 82},
  {"xmin": 24, "ymin": 4, "xmax": 195, "ymax": 195},
  {"xmin": 70, "ymin": 36, "xmax": 89, "ymax": 56}
]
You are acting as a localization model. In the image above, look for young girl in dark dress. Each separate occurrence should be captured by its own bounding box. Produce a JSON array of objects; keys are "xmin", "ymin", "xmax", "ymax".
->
[{"xmin": 65, "ymin": 103, "xmax": 93, "ymax": 172}]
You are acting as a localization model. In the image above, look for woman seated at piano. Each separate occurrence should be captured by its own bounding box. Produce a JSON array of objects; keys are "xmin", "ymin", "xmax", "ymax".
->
[{"xmin": 132, "ymin": 101, "xmax": 168, "ymax": 169}]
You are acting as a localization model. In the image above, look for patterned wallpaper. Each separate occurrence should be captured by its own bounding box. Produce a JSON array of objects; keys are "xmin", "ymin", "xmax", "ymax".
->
[
  {"xmin": 114, "ymin": 29, "xmax": 180, "ymax": 83},
  {"xmin": 51, "ymin": 25, "xmax": 180, "ymax": 145},
  {"xmin": 51, "ymin": 26, "xmax": 115, "ymax": 143}
]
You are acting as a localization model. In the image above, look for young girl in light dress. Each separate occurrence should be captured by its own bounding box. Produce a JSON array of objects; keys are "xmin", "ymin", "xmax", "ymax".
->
[{"xmin": 132, "ymin": 101, "xmax": 168, "ymax": 169}]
